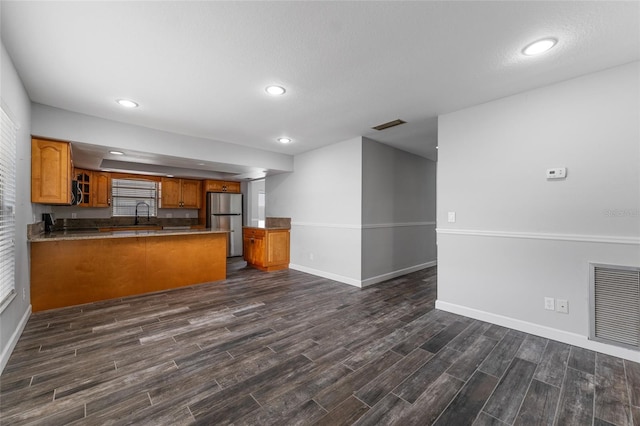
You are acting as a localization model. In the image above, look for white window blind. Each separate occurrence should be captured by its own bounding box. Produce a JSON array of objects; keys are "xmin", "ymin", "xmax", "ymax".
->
[
  {"xmin": 111, "ymin": 178, "xmax": 158, "ymax": 217},
  {"xmin": 0, "ymin": 106, "xmax": 17, "ymax": 307}
]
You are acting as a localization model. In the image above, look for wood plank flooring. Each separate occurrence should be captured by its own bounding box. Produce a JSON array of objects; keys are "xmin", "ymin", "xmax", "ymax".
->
[{"xmin": 2, "ymin": 259, "xmax": 639, "ymax": 425}]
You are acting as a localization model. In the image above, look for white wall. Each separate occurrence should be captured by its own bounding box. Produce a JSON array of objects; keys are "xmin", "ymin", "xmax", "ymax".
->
[
  {"xmin": 0, "ymin": 42, "xmax": 34, "ymax": 372},
  {"xmin": 437, "ymin": 61, "xmax": 640, "ymax": 361},
  {"xmin": 246, "ymin": 179, "xmax": 265, "ymax": 227},
  {"xmin": 361, "ymin": 138, "xmax": 437, "ymax": 285},
  {"xmin": 266, "ymin": 136, "xmax": 437, "ymax": 288},
  {"xmin": 32, "ymin": 104, "xmax": 294, "ymax": 174},
  {"xmin": 266, "ymin": 137, "xmax": 363, "ymax": 285}
]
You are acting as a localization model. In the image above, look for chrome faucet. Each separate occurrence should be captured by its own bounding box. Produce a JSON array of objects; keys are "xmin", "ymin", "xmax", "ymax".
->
[{"xmin": 134, "ymin": 201, "xmax": 150, "ymax": 225}]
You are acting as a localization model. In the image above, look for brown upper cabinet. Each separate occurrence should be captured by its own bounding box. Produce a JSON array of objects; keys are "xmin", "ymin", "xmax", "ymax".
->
[
  {"xmin": 204, "ymin": 180, "xmax": 240, "ymax": 193},
  {"xmin": 74, "ymin": 168, "xmax": 91, "ymax": 207},
  {"xmin": 160, "ymin": 178, "xmax": 202, "ymax": 208},
  {"xmin": 31, "ymin": 138, "xmax": 73, "ymax": 204},
  {"xmin": 93, "ymin": 172, "xmax": 112, "ymax": 208},
  {"xmin": 74, "ymin": 168, "xmax": 112, "ymax": 208}
]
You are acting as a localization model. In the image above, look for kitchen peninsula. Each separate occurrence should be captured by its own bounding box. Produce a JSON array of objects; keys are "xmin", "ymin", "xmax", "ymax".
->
[{"xmin": 29, "ymin": 228, "xmax": 229, "ymax": 312}]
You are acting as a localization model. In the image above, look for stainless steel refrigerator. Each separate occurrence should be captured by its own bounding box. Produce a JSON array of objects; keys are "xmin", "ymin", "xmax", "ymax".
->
[{"xmin": 207, "ymin": 193, "xmax": 243, "ymax": 257}]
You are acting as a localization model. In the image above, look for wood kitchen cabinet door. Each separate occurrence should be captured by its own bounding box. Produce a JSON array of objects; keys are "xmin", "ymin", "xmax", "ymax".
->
[
  {"xmin": 267, "ymin": 231, "xmax": 290, "ymax": 265},
  {"xmin": 181, "ymin": 179, "xmax": 202, "ymax": 208},
  {"xmin": 93, "ymin": 171, "xmax": 111, "ymax": 207},
  {"xmin": 205, "ymin": 180, "xmax": 224, "ymax": 192},
  {"xmin": 31, "ymin": 138, "xmax": 73, "ymax": 204},
  {"xmin": 160, "ymin": 177, "xmax": 182, "ymax": 208},
  {"xmin": 224, "ymin": 181, "xmax": 241, "ymax": 193},
  {"xmin": 74, "ymin": 168, "xmax": 92, "ymax": 207},
  {"xmin": 243, "ymin": 235, "xmax": 264, "ymax": 266},
  {"xmin": 204, "ymin": 180, "xmax": 240, "ymax": 193},
  {"xmin": 161, "ymin": 178, "xmax": 201, "ymax": 208}
]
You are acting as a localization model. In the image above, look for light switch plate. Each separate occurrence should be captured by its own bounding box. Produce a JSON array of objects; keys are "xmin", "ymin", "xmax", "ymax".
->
[
  {"xmin": 544, "ymin": 297, "xmax": 555, "ymax": 311},
  {"xmin": 447, "ymin": 212, "xmax": 456, "ymax": 223}
]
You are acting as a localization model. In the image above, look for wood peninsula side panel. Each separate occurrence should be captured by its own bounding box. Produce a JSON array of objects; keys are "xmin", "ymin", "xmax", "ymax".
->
[
  {"xmin": 145, "ymin": 234, "xmax": 225, "ymax": 291},
  {"xmin": 30, "ymin": 232, "xmax": 227, "ymax": 312}
]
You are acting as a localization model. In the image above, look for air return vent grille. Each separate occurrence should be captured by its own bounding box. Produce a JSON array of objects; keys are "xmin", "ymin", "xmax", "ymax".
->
[
  {"xmin": 590, "ymin": 263, "xmax": 640, "ymax": 349},
  {"xmin": 372, "ymin": 119, "xmax": 406, "ymax": 131}
]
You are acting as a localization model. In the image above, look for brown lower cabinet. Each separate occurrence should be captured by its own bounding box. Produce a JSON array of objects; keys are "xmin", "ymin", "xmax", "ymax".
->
[
  {"xmin": 243, "ymin": 227, "xmax": 290, "ymax": 271},
  {"xmin": 30, "ymin": 232, "xmax": 227, "ymax": 311}
]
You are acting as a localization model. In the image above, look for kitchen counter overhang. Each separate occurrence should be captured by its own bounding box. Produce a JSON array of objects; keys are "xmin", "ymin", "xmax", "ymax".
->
[{"xmin": 29, "ymin": 228, "xmax": 229, "ymax": 311}]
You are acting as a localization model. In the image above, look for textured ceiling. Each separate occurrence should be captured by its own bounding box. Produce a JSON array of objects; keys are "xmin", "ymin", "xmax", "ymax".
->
[{"xmin": 2, "ymin": 1, "xmax": 639, "ymax": 168}]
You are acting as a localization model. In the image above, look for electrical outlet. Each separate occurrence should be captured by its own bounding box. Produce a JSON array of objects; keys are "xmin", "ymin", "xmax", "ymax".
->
[
  {"xmin": 166, "ymin": 213, "xmax": 173, "ymax": 218},
  {"xmin": 447, "ymin": 212, "xmax": 456, "ymax": 223},
  {"xmin": 185, "ymin": 213, "xmax": 190, "ymax": 218},
  {"xmin": 544, "ymin": 297, "xmax": 555, "ymax": 311},
  {"xmin": 309, "ymin": 253, "xmax": 314, "ymax": 261},
  {"xmin": 71, "ymin": 213, "xmax": 77, "ymax": 219},
  {"xmin": 556, "ymin": 299, "xmax": 569, "ymax": 314},
  {"xmin": 22, "ymin": 288, "xmax": 26, "ymax": 300}
]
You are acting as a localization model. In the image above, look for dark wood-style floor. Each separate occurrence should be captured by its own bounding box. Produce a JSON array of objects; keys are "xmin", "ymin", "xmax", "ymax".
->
[{"xmin": 1, "ymin": 259, "xmax": 639, "ymax": 425}]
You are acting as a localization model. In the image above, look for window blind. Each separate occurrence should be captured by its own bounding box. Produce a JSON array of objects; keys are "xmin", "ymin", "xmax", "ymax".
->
[
  {"xmin": 0, "ymin": 106, "xmax": 17, "ymax": 307},
  {"xmin": 111, "ymin": 178, "xmax": 158, "ymax": 217}
]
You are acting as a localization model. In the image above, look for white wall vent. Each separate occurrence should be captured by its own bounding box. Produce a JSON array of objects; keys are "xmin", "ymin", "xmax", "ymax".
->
[{"xmin": 589, "ymin": 263, "xmax": 640, "ymax": 349}]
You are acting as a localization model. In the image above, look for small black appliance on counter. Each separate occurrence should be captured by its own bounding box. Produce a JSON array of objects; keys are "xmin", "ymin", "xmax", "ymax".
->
[{"xmin": 43, "ymin": 213, "xmax": 56, "ymax": 233}]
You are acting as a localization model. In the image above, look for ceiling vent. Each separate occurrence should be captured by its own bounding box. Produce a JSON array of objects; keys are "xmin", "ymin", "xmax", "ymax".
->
[{"xmin": 372, "ymin": 119, "xmax": 406, "ymax": 131}]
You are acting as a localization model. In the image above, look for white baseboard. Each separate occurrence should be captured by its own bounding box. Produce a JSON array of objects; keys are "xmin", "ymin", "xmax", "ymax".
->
[
  {"xmin": 289, "ymin": 264, "xmax": 362, "ymax": 288},
  {"xmin": 361, "ymin": 261, "xmax": 437, "ymax": 288},
  {"xmin": 290, "ymin": 261, "xmax": 437, "ymax": 289},
  {"xmin": 1, "ymin": 305, "xmax": 31, "ymax": 374},
  {"xmin": 436, "ymin": 300, "xmax": 640, "ymax": 363}
]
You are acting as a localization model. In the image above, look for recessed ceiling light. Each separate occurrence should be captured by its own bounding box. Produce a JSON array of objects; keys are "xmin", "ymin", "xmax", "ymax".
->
[
  {"xmin": 116, "ymin": 99, "xmax": 139, "ymax": 108},
  {"xmin": 197, "ymin": 163, "xmax": 205, "ymax": 166},
  {"xmin": 522, "ymin": 38, "xmax": 557, "ymax": 56},
  {"xmin": 166, "ymin": 174, "xmax": 174, "ymax": 178},
  {"xmin": 265, "ymin": 85, "xmax": 286, "ymax": 96},
  {"xmin": 109, "ymin": 150, "xmax": 124, "ymax": 155},
  {"xmin": 278, "ymin": 137, "xmax": 292, "ymax": 144}
]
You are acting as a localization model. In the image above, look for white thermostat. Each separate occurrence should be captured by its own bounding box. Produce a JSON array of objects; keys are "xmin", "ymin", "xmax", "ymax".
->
[{"xmin": 546, "ymin": 167, "xmax": 567, "ymax": 179}]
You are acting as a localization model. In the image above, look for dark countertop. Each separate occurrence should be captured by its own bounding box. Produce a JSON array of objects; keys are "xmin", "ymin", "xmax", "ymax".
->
[{"xmin": 29, "ymin": 228, "xmax": 229, "ymax": 242}]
